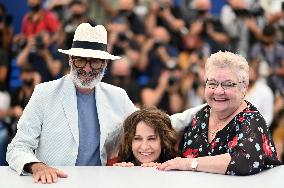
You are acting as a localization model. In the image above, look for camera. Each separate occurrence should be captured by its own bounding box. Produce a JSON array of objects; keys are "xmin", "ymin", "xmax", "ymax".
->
[
  {"xmin": 12, "ymin": 38, "xmax": 27, "ymax": 53},
  {"xmin": 159, "ymin": 4, "xmax": 165, "ymax": 11},
  {"xmin": 118, "ymin": 9, "xmax": 132, "ymax": 18},
  {"xmin": 17, "ymin": 38, "xmax": 27, "ymax": 50},
  {"xmin": 166, "ymin": 62, "xmax": 179, "ymax": 86},
  {"xmin": 192, "ymin": 79, "xmax": 200, "ymax": 91},
  {"xmin": 153, "ymin": 40, "xmax": 164, "ymax": 50},
  {"xmin": 34, "ymin": 35, "xmax": 45, "ymax": 50},
  {"xmin": 22, "ymin": 78, "xmax": 34, "ymax": 87},
  {"xmin": 118, "ymin": 32, "xmax": 128, "ymax": 42},
  {"xmin": 71, "ymin": 13, "xmax": 83, "ymax": 21},
  {"xmin": 233, "ymin": 8, "xmax": 250, "ymax": 17},
  {"xmin": 189, "ymin": 63, "xmax": 199, "ymax": 75},
  {"xmin": 198, "ymin": 17, "xmax": 218, "ymax": 37},
  {"xmin": 233, "ymin": 6, "xmax": 264, "ymax": 18},
  {"xmin": 168, "ymin": 75, "xmax": 178, "ymax": 86},
  {"xmin": 159, "ymin": 1, "xmax": 170, "ymax": 12}
]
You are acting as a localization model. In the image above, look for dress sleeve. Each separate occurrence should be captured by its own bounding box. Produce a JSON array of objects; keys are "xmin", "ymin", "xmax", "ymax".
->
[{"xmin": 226, "ymin": 113, "xmax": 281, "ymax": 175}]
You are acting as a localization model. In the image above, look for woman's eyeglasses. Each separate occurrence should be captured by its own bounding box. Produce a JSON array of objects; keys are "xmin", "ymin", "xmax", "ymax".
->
[
  {"xmin": 205, "ymin": 79, "xmax": 242, "ymax": 90},
  {"xmin": 71, "ymin": 56, "xmax": 106, "ymax": 69}
]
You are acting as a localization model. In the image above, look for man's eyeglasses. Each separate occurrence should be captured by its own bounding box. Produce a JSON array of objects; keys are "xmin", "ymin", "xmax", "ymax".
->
[
  {"xmin": 205, "ymin": 79, "xmax": 242, "ymax": 90},
  {"xmin": 71, "ymin": 57, "xmax": 106, "ymax": 69}
]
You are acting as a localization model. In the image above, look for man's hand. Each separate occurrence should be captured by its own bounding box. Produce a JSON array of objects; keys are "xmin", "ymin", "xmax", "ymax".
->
[{"xmin": 30, "ymin": 163, "xmax": 68, "ymax": 184}]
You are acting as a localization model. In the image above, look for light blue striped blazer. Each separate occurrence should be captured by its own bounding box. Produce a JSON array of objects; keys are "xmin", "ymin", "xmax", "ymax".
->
[{"xmin": 6, "ymin": 74, "xmax": 137, "ymax": 174}]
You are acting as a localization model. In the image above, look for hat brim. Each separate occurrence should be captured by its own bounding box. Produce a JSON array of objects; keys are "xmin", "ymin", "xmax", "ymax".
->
[{"xmin": 58, "ymin": 48, "xmax": 121, "ymax": 60}]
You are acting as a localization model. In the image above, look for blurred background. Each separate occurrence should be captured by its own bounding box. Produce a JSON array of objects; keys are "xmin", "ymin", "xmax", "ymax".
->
[{"xmin": 0, "ymin": 0, "xmax": 283, "ymax": 165}]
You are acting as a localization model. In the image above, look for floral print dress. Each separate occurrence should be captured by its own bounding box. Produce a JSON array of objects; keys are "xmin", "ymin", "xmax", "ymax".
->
[{"xmin": 180, "ymin": 101, "xmax": 281, "ymax": 175}]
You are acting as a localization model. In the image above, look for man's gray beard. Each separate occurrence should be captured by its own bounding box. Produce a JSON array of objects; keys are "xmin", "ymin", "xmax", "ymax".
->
[{"xmin": 70, "ymin": 64, "xmax": 106, "ymax": 89}]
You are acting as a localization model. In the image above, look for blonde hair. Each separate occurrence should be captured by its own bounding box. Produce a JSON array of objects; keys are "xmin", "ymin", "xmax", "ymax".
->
[{"xmin": 205, "ymin": 51, "xmax": 249, "ymax": 87}]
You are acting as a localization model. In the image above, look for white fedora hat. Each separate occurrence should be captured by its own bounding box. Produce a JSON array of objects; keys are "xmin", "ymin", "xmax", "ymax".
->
[{"xmin": 58, "ymin": 23, "xmax": 120, "ymax": 60}]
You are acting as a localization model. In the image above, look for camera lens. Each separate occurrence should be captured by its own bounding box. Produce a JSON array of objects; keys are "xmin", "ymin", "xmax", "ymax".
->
[
  {"xmin": 168, "ymin": 76, "xmax": 177, "ymax": 86},
  {"xmin": 35, "ymin": 36, "xmax": 44, "ymax": 49},
  {"xmin": 118, "ymin": 33, "xmax": 128, "ymax": 41}
]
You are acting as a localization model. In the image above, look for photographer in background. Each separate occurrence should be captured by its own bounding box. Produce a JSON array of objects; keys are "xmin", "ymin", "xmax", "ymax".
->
[
  {"xmin": 107, "ymin": 16, "xmax": 132, "ymax": 56},
  {"xmin": 146, "ymin": 0, "xmax": 186, "ymax": 48},
  {"xmin": 0, "ymin": 4, "xmax": 13, "ymax": 161},
  {"xmin": 139, "ymin": 26, "xmax": 184, "ymax": 114},
  {"xmin": 220, "ymin": 0, "xmax": 264, "ymax": 57},
  {"xmin": 16, "ymin": 31, "xmax": 63, "ymax": 82},
  {"xmin": 266, "ymin": 0, "xmax": 284, "ymax": 44},
  {"xmin": 245, "ymin": 59, "xmax": 274, "ymax": 126},
  {"xmin": 0, "ymin": 3, "xmax": 13, "ymax": 54},
  {"xmin": 104, "ymin": 57, "xmax": 141, "ymax": 107},
  {"xmin": 250, "ymin": 25, "xmax": 284, "ymax": 94},
  {"xmin": 0, "ymin": 87, "xmax": 10, "ymax": 166},
  {"xmin": 58, "ymin": 0, "xmax": 95, "ymax": 50},
  {"xmin": 185, "ymin": 0, "xmax": 230, "ymax": 54},
  {"xmin": 179, "ymin": 52, "xmax": 206, "ymax": 108},
  {"xmin": 45, "ymin": 0, "xmax": 71, "ymax": 22},
  {"xmin": 114, "ymin": 0, "xmax": 146, "ymax": 43},
  {"xmin": 20, "ymin": 0, "xmax": 60, "ymax": 39},
  {"xmin": 12, "ymin": 0, "xmax": 61, "ymax": 78},
  {"xmin": 0, "ymin": 3, "xmax": 13, "ymax": 93},
  {"xmin": 8, "ymin": 66, "xmax": 41, "ymax": 136},
  {"xmin": 0, "ymin": 65, "xmax": 41, "ymax": 142},
  {"xmin": 138, "ymin": 26, "xmax": 179, "ymax": 83},
  {"xmin": 141, "ymin": 66, "xmax": 184, "ymax": 115}
]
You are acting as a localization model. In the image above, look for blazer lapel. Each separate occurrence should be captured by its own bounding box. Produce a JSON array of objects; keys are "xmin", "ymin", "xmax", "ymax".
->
[
  {"xmin": 61, "ymin": 75, "xmax": 79, "ymax": 146},
  {"xmin": 95, "ymin": 83, "xmax": 110, "ymax": 153}
]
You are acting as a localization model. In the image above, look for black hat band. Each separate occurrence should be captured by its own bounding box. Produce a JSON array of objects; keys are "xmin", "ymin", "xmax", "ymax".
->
[{"xmin": 72, "ymin": 41, "xmax": 107, "ymax": 51}]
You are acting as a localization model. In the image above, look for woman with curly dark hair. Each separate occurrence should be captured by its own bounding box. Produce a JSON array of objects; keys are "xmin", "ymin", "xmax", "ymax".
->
[{"xmin": 113, "ymin": 106, "xmax": 178, "ymax": 167}]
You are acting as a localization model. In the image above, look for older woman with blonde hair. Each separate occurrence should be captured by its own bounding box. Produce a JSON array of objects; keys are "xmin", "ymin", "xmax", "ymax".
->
[{"xmin": 158, "ymin": 51, "xmax": 281, "ymax": 175}]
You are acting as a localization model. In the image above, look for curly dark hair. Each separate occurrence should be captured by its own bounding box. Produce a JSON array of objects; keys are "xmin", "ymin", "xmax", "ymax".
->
[{"xmin": 118, "ymin": 106, "xmax": 178, "ymax": 164}]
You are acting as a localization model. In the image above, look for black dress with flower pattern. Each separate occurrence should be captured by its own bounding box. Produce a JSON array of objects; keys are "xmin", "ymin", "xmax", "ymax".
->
[{"xmin": 179, "ymin": 101, "xmax": 281, "ymax": 175}]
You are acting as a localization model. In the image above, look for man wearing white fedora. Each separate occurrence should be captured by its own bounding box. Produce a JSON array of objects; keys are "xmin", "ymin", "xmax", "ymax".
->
[
  {"xmin": 6, "ymin": 23, "xmax": 138, "ymax": 183},
  {"xmin": 6, "ymin": 23, "xmax": 201, "ymax": 184}
]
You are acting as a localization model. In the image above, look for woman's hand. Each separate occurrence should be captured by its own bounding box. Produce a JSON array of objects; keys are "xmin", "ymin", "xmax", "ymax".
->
[
  {"xmin": 141, "ymin": 162, "xmax": 160, "ymax": 167},
  {"xmin": 113, "ymin": 162, "xmax": 134, "ymax": 167},
  {"xmin": 157, "ymin": 157, "xmax": 191, "ymax": 171},
  {"xmin": 113, "ymin": 162, "xmax": 160, "ymax": 167}
]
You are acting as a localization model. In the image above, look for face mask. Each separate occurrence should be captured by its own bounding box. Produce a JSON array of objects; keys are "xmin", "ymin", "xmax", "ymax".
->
[
  {"xmin": 22, "ymin": 79, "xmax": 34, "ymax": 87},
  {"xmin": 197, "ymin": 10, "xmax": 207, "ymax": 17},
  {"xmin": 29, "ymin": 4, "xmax": 41, "ymax": 13},
  {"xmin": 52, "ymin": 5, "xmax": 64, "ymax": 12},
  {"xmin": 113, "ymin": 75, "xmax": 128, "ymax": 87},
  {"xmin": 186, "ymin": 48, "xmax": 196, "ymax": 53},
  {"xmin": 72, "ymin": 13, "xmax": 83, "ymax": 20},
  {"xmin": 52, "ymin": 5, "xmax": 65, "ymax": 20},
  {"xmin": 261, "ymin": 40, "xmax": 272, "ymax": 46},
  {"xmin": 118, "ymin": 10, "xmax": 132, "ymax": 17},
  {"xmin": 233, "ymin": 8, "xmax": 249, "ymax": 17}
]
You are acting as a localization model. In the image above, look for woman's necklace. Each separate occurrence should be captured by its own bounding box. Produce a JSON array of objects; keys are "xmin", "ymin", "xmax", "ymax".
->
[
  {"xmin": 208, "ymin": 110, "xmax": 225, "ymax": 137},
  {"xmin": 208, "ymin": 122, "xmax": 222, "ymax": 136}
]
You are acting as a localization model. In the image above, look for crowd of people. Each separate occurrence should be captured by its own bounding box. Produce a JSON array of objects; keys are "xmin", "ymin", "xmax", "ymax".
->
[{"xmin": 0, "ymin": 0, "xmax": 284, "ymax": 183}]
